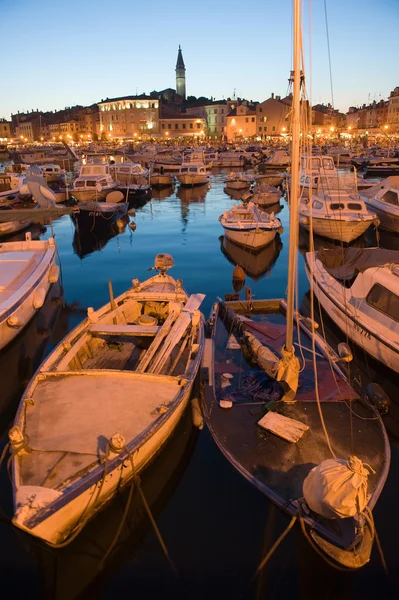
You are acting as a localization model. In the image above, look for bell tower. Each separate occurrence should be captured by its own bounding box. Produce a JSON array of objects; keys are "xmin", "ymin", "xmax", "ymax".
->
[{"xmin": 175, "ymin": 45, "xmax": 186, "ymax": 100}]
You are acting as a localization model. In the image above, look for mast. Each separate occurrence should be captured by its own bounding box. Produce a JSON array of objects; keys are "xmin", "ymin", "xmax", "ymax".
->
[{"xmin": 285, "ymin": 0, "xmax": 302, "ymax": 353}]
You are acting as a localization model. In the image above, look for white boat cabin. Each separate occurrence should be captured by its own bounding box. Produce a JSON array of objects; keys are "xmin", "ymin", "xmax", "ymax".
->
[
  {"xmin": 79, "ymin": 164, "xmax": 111, "ymax": 178},
  {"xmin": 178, "ymin": 165, "xmax": 207, "ymax": 176}
]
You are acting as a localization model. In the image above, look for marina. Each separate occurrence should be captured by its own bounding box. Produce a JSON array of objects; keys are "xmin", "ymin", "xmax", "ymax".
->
[
  {"xmin": 0, "ymin": 164, "xmax": 399, "ymax": 598},
  {"xmin": 1, "ymin": 0, "xmax": 399, "ymax": 596}
]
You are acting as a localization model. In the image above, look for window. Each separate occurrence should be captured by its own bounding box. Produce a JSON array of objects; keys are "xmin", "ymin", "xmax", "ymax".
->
[
  {"xmin": 367, "ymin": 284, "xmax": 399, "ymax": 322},
  {"xmin": 347, "ymin": 203, "xmax": 362, "ymax": 210},
  {"xmin": 272, "ymin": 126, "xmax": 276, "ymax": 131},
  {"xmin": 214, "ymin": 109, "xmax": 217, "ymax": 114},
  {"xmin": 264, "ymin": 126, "xmax": 267, "ymax": 131},
  {"xmin": 252, "ymin": 117, "xmax": 255, "ymax": 122},
  {"xmin": 330, "ymin": 203, "xmax": 345, "ymax": 210},
  {"xmin": 161, "ymin": 123, "xmax": 165, "ymax": 129},
  {"xmin": 197, "ymin": 123, "xmax": 201, "ymax": 129},
  {"xmin": 312, "ymin": 200, "xmax": 323, "ymax": 209},
  {"xmin": 168, "ymin": 124, "xmax": 171, "ymax": 129},
  {"xmin": 182, "ymin": 123, "xmax": 186, "ymax": 129},
  {"xmin": 245, "ymin": 118, "xmax": 248, "ymax": 123},
  {"xmin": 190, "ymin": 123, "xmax": 193, "ymax": 129},
  {"xmin": 175, "ymin": 124, "xmax": 178, "ymax": 129},
  {"xmin": 259, "ymin": 107, "xmax": 263, "ymax": 112},
  {"xmin": 381, "ymin": 190, "xmax": 399, "ymax": 206},
  {"xmin": 259, "ymin": 127, "xmax": 262, "ymax": 132}
]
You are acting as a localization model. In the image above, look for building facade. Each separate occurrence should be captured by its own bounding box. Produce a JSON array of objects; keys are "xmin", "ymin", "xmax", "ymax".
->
[
  {"xmin": 256, "ymin": 94, "xmax": 291, "ymax": 138},
  {"xmin": 159, "ymin": 115, "xmax": 206, "ymax": 138},
  {"xmin": 225, "ymin": 104, "xmax": 257, "ymax": 141},
  {"xmin": 98, "ymin": 96, "xmax": 160, "ymax": 138},
  {"xmin": 387, "ymin": 87, "xmax": 399, "ymax": 132},
  {"xmin": 0, "ymin": 119, "xmax": 12, "ymax": 139},
  {"xmin": 185, "ymin": 100, "xmax": 228, "ymax": 139}
]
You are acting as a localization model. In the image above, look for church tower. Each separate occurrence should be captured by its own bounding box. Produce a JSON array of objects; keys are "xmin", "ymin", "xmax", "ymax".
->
[{"xmin": 175, "ymin": 45, "xmax": 186, "ymax": 100}]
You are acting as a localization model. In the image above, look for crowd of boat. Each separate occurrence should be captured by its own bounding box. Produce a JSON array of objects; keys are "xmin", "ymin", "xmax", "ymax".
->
[{"xmin": 1, "ymin": 132, "xmax": 399, "ymax": 576}]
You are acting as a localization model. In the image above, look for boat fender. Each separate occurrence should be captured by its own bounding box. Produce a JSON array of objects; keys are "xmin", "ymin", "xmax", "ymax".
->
[
  {"xmin": 129, "ymin": 221, "xmax": 137, "ymax": 231},
  {"xmin": 278, "ymin": 225, "xmax": 284, "ymax": 235},
  {"xmin": 7, "ymin": 315, "xmax": 25, "ymax": 328},
  {"xmin": 33, "ymin": 287, "xmax": 46, "ymax": 309},
  {"xmin": 299, "ymin": 216, "xmax": 309, "ymax": 226},
  {"xmin": 9, "ymin": 426, "xmax": 30, "ymax": 455},
  {"xmin": 48, "ymin": 264, "xmax": 59, "ymax": 283},
  {"xmin": 303, "ymin": 456, "xmax": 374, "ymax": 519},
  {"xmin": 233, "ymin": 264, "xmax": 246, "ymax": 292},
  {"xmin": 128, "ymin": 208, "xmax": 136, "ymax": 216},
  {"xmin": 337, "ymin": 342, "xmax": 353, "ymax": 362},
  {"xmin": 361, "ymin": 383, "xmax": 390, "ymax": 416},
  {"xmin": 48, "ymin": 237, "xmax": 55, "ymax": 247},
  {"xmin": 191, "ymin": 396, "xmax": 204, "ymax": 429}
]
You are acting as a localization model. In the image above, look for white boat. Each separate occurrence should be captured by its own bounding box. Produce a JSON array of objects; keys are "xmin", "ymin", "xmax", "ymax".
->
[
  {"xmin": 72, "ymin": 164, "xmax": 117, "ymax": 202},
  {"xmin": 251, "ymin": 182, "xmax": 282, "ymax": 207},
  {"xmin": 297, "ymin": 155, "xmax": 336, "ymax": 198},
  {"xmin": 9, "ymin": 254, "xmax": 205, "ymax": 545},
  {"xmin": 360, "ymin": 176, "xmax": 399, "ymax": 232},
  {"xmin": 40, "ymin": 164, "xmax": 66, "ymax": 183},
  {"xmin": 0, "ymin": 232, "xmax": 58, "ymax": 351},
  {"xmin": 176, "ymin": 164, "xmax": 210, "ymax": 187},
  {"xmin": 298, "ymin": 172, "xmax": 378, "ymax": 243},
  {"xmin": 219, "ymin": 201, "xmax": 282, "ymax": 249},
  {"xmin": 264, "ymin": 149, "xmax": 291, "ymax": 170},
  {"xmin": 0, "ymin": 172, "xmax": 30, "ymax": 201},
  {"xmin": 150, "ymin": 171, "xmax": 175, "ymax": 188},
  {"xmin": 305, "ymin": 246, "xmax": 399, "ymax": 372},
  {"xmin": 224, "ymin": 172, "xmax": 251, "ymax": 190}
]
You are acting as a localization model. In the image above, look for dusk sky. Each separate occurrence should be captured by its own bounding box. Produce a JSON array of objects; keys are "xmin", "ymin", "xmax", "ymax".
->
[{"xmin": 1, "ymin": 0, "xmax": 398, "ymax": 120}]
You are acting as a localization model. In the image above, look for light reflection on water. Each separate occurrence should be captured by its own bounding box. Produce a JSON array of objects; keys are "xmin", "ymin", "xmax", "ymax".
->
[{"xmin": 0, "ymin": 170, "xmax": 398, "ymax": 599}]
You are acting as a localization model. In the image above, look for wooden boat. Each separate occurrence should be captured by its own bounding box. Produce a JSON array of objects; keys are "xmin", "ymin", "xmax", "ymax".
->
[
  {"xmin": 150, "ymin": 172, "xmax": 175, "ymax": 188},
  {"xmin": 202, "ymin": 0, "xmax": 391, "ymax": 570},
  {"xmin": 360, "ymin": 176, "xmax": 399, "ymax": 232},
  {"xmin": 176, "ymin": 164, "xmax": 210, "ymax": 187},
  {"xmin": 251, "ymin": 182, "xmax": 282, "ymax": 207},
  {"xmin": 9, "ymin": 254, "xmax": 205, "ymax": 545},
  {"xmin": 0, "ymin": 232, "xmax": 58, "ymax": 351},
  {"xmin": 305, "ymin": 246, "xmax": 399, "ymax": 372},
  {"xmin": 219, "ymin": 201, "xmax": 282, "ymax": 250},
  {"xmin": 224, "ymin": 172, "xmax": 252, "ymax": 191}
]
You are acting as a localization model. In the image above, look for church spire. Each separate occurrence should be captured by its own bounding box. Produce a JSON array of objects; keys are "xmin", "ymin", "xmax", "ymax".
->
[{"xmin": 175, "ymin": 45, "xmax": 186, "ymax": 100}]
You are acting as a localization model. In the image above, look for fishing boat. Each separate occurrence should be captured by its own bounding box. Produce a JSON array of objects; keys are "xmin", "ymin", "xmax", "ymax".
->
[
  {"xmin": 251, "ymin": 182, "xmax": 282, "ymax": 207},
  {"xmin": 71, "ymin": 164, "xmax": 118, "ymax": 202},
  {"xmin": 71, "ymin": 201, "xmax": 129, "ymax": 233},
  {"xmin": 176, "ymin": 164, "xmax": 210, "ymax": 187},
  {"xmin": 40, "ymin": 164, "xmax": 66, "ymax": 184},
  {"xmin": 0, "ymin": 232, "xmax": 59, "ymax": 351},
  {"xmin": 111, "ymin": 162, "xmax": 152, "ymax": 202},
  {"xmin": 304, "ymin": 246, "xmax": 399, "ymax": 372},
  {"xmin": 360, "ymin": 176, "xmax": 399, "ymax": 232},
  {"xmin": 201, "ymin": 0, "xmax": 390, "ymax": 571},
  {"xmin": 9, "ymin": 254, "xmax": 205, "ymax": 545},
  {"xmin": 298, "ymin": 172, "xmax": 378, "ymax": 243},
  {"xmin": 224, "ymin": 172, "xmax": 252, "ymax": 191},
  {"xmin": 219, "ymin": 201, "xmax": 282, "ymax": 250},
  {"xmin": 150, "ymin": 171, "xmax": 175, "ymax": 188}
]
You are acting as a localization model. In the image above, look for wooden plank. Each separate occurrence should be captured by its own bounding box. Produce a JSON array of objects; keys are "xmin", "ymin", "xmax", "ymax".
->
[
  {"xmin": 126, "ymin": 292, "xmax": 187, "ymax": 302},
  {"xmin": 150, "ymin": 294, "xmax": 205, "ymax": 375},
  {"xmin": 135, "ymin": 308, "xmax": 181, "ymax": 373},
  {"xmin": 89, "ymin": 324, "xmax": 161, "ymax": 337},
  {"xmin": 56, "ymin": 333, "xmax": 91, "ymax": 371},
  {"xmin": 257, "ymin": 412, "xmax": 309, "ymax": 443}
]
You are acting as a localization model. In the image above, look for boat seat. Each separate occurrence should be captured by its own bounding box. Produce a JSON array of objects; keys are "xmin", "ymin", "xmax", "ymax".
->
[{"xmin": 88, "ymin": 324, "xmax": 161, "ymax": 337}]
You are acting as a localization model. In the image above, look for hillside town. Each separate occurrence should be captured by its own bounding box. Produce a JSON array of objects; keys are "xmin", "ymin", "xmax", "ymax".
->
[{"xmin": 1, "ymin": 47, "xmax": 398, "ymax": 145}]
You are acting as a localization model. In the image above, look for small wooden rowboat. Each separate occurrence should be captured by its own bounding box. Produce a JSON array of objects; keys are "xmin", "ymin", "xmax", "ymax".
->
[{"xmin": 9, "ymin": 254, "xmax": 205, "ymax": 545}]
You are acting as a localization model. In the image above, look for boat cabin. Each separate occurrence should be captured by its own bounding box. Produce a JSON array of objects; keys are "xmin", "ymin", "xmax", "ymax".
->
[
  {"xmin": 79, "ymin": 164, "xmax": 110, "ymax": 177},
  {"xmin": 178, "ymin": 165, "xmax": 207, "ymax": 175},
  {"xmin": 73, "ymin": 177, "xmax": 110, "ymax": 191}
]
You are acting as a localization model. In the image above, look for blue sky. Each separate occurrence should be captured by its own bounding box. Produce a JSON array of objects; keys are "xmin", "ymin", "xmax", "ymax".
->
[{"xmin": 1, "ymin": 0, "xmax": 397, "ymax": 119}]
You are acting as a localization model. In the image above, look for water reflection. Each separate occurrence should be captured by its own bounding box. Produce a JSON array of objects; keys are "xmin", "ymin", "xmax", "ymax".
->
[
  {"xmin": 219, "ymin": 234, "xmax": 283, "ymax": 281},
  {"xmin": 72, "ymin": 215, "xmax": 129, "ymax": 258},
  {"xmin": 151, "ymin": 186, "xmax": 175, "ymax": 201},
  {"xmin": 176, "ymin": 183, "xmax": 209, "ymax": 203},
  {"xmin": 25, "ymin": 408, "xmax": 197, "ymax": 600}
]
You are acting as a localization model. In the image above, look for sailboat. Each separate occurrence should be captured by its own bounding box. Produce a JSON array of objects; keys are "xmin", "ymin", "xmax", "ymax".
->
[{"xmin": 201, "ymin": 0, "xmax": 390, "ymax": 570}]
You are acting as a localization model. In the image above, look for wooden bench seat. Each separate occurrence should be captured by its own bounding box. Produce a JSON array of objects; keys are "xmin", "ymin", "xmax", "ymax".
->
[{"xmin": 88, "ymin": 324, "xmax": 161, "ymax": 337}]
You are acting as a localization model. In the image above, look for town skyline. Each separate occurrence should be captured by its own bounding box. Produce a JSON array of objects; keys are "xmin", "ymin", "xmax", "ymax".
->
[{"xmin": 1, "ymin": 0, "xmax": 398, "ymax": 120}]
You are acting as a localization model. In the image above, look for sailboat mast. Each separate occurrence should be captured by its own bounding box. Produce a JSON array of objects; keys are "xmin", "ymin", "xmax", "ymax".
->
[{"xmin": 285, "ymin": 0, "xmax": 302, "ymax": 353}]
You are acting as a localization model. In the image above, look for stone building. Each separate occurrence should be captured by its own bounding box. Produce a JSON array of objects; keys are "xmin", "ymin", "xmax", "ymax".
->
[
  {"xmin": 256, "ymin": 94, "xmax": 291, "ymax": 138},
  {"xmin": 225, "ymin": 104, "xmax": 257, "ymax": 141},
  {"xmin": 387, "ymin": 87, "xmax": 399, "ymax": 131},
  {"xmin": 0, "ymin": 119, "xmax": 12, "ymax": 139},
  {"xmin": 185, "ymin": 100, "xmax": 228, "ymax": 139},
  {"xmin": 98, "ymin": 95, "xmax": 160, "ymax": 138},
  {"xmin": 159, "ymin": 106, "xmax": 206, "ymax": 138}
]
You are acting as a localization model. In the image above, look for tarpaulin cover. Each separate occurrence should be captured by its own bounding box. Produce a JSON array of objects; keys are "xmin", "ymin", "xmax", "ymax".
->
[{"xmin": 317, "ymin": 247, "xmax": 399, "ymax": 281}]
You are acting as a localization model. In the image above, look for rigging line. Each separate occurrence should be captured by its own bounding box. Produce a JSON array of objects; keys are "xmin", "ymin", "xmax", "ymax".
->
[{"xmin": 323, "ymin": 0, "xmax": 335, "ymax": 108}]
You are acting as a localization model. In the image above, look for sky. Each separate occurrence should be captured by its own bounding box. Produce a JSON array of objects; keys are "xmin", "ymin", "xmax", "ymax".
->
[{"xmin": 1, "ymin": 0, "xmax": 398, "ymax": 120}]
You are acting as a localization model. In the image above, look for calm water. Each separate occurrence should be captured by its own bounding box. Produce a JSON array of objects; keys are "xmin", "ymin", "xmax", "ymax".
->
[{"xmin": 1, "ymin": 170, "xmax": 399, "ymax": 599}]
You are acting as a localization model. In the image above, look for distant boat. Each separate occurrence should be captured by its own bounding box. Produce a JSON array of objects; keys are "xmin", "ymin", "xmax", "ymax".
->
[
  {"xmin": 0, "ymin": 232, "xmax": 59, "ymax": 351},
  {"xmin": 360, "ymin": 176, "xmax": 399, "ymax": 232},
  {"xmin": 71, "ymin": 201, "xmax": 129, "ymax": 233},
  {"xmin": 72, "ymin": 164, "xmax": 118, "ymax": 202},
  {"xmin": 9, "ymin": 254, "xmax": 205, "ymax": 545}
]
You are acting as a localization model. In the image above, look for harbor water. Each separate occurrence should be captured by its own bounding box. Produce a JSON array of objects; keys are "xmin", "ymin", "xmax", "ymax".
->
[{"xmin": 1, "ymin": 170, "xmax": 398, "ymax": 599}]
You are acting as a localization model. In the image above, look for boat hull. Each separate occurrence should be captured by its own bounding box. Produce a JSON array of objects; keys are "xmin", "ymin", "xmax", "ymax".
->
[
  {"xmin": 177, "ymin": 174, "xmax": 210, "ymax": 187},
  {"xmin": 0, "ymin": 239, "xmax": 57, "ymax": 351},
  {"xmin": 299, "ymin": 215, "xmax": 375, "ymax": 243},
  {"xmin": 222, "ymin": 225, "xmax": 277, "ymax": 249},
  {"xmin": 363, "ymin": 199, "xmax": 399, "ymax": 233},
  {"xmin": 0, "ymin": 219, "xmax": 32, "ymax": 237},
  {"xmin": 71, "ymin": 203, "xmax": 128, "ymax": 232}
]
